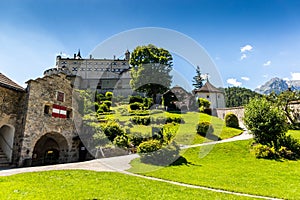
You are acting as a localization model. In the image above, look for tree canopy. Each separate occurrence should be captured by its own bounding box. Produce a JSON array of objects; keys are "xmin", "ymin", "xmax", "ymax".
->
[
  {"xmin": 225, "ymin": 87, "xmax": 261, "ymax": 107},
  {"xmin": 130, "ymin": 44, "xmax": 173, "ymax": 103}
]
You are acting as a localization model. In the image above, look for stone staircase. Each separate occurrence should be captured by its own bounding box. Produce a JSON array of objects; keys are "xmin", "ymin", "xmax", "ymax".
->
[{"xmin": 0, "ymin": 147, "xmax": 10, "ymax": 168}]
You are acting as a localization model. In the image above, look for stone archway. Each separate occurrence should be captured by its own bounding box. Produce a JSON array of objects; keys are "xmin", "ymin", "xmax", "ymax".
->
[
  {"xmin": 0, "ymin": 125, "xmax": 15, "ymax": 162},
  {"xmin": 32, "ymin": 132, "xmax": 69, "ymax": 166}
]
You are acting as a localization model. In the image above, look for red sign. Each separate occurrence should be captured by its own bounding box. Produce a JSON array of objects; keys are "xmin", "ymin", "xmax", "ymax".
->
[{"xmin": 52, "ymin": 104, "xmax": 67, "ymax": 118}]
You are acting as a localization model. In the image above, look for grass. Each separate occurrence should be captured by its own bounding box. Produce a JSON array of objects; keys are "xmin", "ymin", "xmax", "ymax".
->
[
  {"xmin": 129, "ymin": 139, "xmax": 300, "ymax": 200},
  {"xmin": 288, "ymin": 129, "xmax": 300, "ymax": 140},
  {"xmin": 110, "ymin": 106, "xmax": 243, "ymax": 145},
  {"xmin": 0, "ymin": 170, "xmax": 255, "ymax": 200}
]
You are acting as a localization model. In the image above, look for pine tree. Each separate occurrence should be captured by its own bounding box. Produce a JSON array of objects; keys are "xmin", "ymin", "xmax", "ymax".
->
[{"xmin": 192, "ymin": 66, "xmax": 204, "ymax": 89}]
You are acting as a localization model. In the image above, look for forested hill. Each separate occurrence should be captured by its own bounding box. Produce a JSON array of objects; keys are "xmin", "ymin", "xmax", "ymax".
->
[{"xmin": 224, "ymin": 87, "xmax": 262, "ymax": 107}]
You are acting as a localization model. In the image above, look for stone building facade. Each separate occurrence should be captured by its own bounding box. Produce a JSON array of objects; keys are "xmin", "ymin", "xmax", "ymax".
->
[
  {"xmin": 43, "ymin": 50, "xmax": 132, "ymax": 97},
  {"xmin": 0, "ymin": 73, "xmax": 83, "ymax": 167}
]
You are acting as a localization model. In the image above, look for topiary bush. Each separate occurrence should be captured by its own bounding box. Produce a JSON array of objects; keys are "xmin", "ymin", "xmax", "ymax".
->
[
  {"xmin": 138, "ymin": 141, "xmax": 180, "ymax": 166},
  {"xmin": 196, "ymin": 121, "xmax": 214, "ymax": 137},
  {"xmin": 129, "ymin": 102, "xmax": 144, "ymax": 110},
  {"xmin": 102, "ymin": 121, "xmax": 124, "ymax": 142},
  {"xmin": 129, "ymin": 96, "xmax": 144, "ymax": 104},
  {"xmin": 165, "ymin": 116, "xmax": 184, "ymax": 124},
  {"xmin": 102, "ymin": 100, "xmax": 112, "ymax": 108},
  {"xmin": 137, "ymin": 139, "xmax": 162, "ymax": 154},
  {"xmin": 97, "ymin": 103, "xmax": 109, "ymax": 113},
  {"xmin": 113, "ymin": 135, "xmax": 129, "ymax": 148},
  {"xmin": 130, "ymin": 116, "xmax": 151, "ymax": 125},
  {"xmin": 225, "ymin": 112, "xmax": 239, "ymax": 128},
  {"xmin": 129, "ymin": 132, "xmax": 145, "ymax": 147}
]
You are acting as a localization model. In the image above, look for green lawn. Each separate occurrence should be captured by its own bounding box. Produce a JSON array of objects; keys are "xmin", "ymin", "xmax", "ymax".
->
[
  {"xmin": 110, "ymin": 108, "xmax": 243, "ymax": 145},
  {"xmin": 129, "ymin": 139, "xmax": 300, "ymax": 200},
  {"xmin": 0, "ymin": 170, "xmax": 254, "ymax": 200},
  {"xmin": 288, "ymin": 129, "xmax": 300, "ymax": 140}
]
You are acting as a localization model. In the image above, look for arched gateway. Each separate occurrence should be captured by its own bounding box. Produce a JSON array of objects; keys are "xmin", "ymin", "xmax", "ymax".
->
[{"xmin": 32, "ymin": 132, "xmax": 69, "ymax": 166}]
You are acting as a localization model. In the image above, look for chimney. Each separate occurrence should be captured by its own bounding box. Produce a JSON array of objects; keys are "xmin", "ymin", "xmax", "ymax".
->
[{"xmin": 74, "ymin": 54, "xmax": 76, "ymax": 59}]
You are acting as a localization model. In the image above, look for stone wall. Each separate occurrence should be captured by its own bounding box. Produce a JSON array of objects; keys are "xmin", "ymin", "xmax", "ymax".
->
[
  {"xmin": 19, "ymin": 74, "xmax": 80, "ymax": 166},
  {"xmin": 0, "ymin": 86, "xmax": 25, "ymax": 165},
  {"xmin": 216, "ymin": 107, "xmax": 245, "ymax": 128}
]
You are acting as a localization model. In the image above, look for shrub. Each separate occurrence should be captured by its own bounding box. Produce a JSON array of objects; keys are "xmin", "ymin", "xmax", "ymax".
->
[
  {"xmin": 129, "ymin": 96, "xmax": 144, "ymax": 104},
  {"xmin": 198, "ymin": 98, "xmax": 211, "ymax": 113},
  {"xmin": 113, "ymin": 135, "xmax": 129, "ymax": 148},
  {"xmin": 244, "ymin": 98, "xmax": 288, "ymax": 145},
  {"xmin": 105, "ymin": 91, "xmax": 113, "ymax": 100},
  {"xmin": 165, "ymin": 116, "xmax": 184, "ymax": 124},
  {"xmin": 129, "ymin": 102, "xmax": 144, "ymax": 110},
  {"xmin": 129, "ymin": 132, "xmax": 145, "ymax": 147},
  {"xmin": 253, "ymin": 144, "xmax": 278, "ymax": 159},
  {"xmin": 143, "ymin": 98, "xmax": 153, "ymax": 109},
  {"xmin": 102, "ymin": 121, "xmax": 124, "ymax": 141},
  {"xmin": 225, "ymin": 113, "xmax": 239, "ymax": 128},
  {"xmin": 102, "ymin": 100, "xmax": 112, "ymax": 108},
  {"xmin": 131, "ymin": 116, "xmax": 151, "ymax": 125},
  {"xmin": 97, "ymin": 103, "xmax": 109, "ymax": 113},
  {"xmin": 196, "ymin": 121, "xmax": 214, "ymax": 136},
  {"xmin": 139, "ymin": 141, "xmax": 180, "ymax": 166},
  {"xmin": 137, "ymin": 140, "xmax": 162, "ymax": 153},
  {"xmin": 278, "ymin": 146, "xmax": 296, "ymax": 160},
  {"xmin": 277, "ymin": 135, "xmax": 300, "ymax": 157}
]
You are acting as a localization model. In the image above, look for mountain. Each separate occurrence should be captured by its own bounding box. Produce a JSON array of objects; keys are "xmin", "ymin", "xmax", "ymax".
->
[{"xmin": 255, "ymin": 77, "xmax": 300, "ymax": 95}]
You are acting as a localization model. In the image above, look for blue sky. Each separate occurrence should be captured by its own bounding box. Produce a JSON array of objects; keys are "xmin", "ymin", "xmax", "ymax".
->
[{"xmin": 1, "ymin": 0, "xmax": 300, "ymax": 90}]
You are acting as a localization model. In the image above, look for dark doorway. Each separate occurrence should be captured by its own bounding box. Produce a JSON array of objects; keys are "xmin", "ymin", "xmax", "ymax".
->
[
  {"xmin": 78, "ymin": 142, "xmax": 87, "ymax": 162},
  {"xmin": 32, "ymin": 133, "xmax": 68, "ymax": 166}
]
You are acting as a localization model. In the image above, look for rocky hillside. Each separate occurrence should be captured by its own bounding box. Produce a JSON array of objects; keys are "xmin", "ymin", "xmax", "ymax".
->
[{"xmin": 255, "ymin": 77, "xmax": 300, "ymax": 94}]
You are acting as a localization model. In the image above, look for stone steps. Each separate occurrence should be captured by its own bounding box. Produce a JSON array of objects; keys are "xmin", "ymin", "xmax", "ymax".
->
[{"xmin": 0, "ymin": 147, "xmax": 10, "ymax": 167}]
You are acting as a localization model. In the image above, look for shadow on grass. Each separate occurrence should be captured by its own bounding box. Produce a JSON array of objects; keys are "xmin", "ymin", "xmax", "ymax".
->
[{"xmin": 170, "ymin": 156, "xmax": 201, "ymax": 167}]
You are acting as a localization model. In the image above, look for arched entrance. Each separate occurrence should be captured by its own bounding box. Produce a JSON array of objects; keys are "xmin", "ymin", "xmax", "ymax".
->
[
  {"xmin": 32, "ymin": 132, "xmax": 68, "ymax": 166},
  {"xmin": 0, "ymin": 125, "xmax": 15, "ymax": 162}
]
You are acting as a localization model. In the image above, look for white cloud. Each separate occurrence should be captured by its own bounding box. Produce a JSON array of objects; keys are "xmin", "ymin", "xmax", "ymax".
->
[
  {"xmin": 227, "ymin": 78, "xmax": 242, "ymax": 87},
  {"xmin": 241, "ymin": 77, "xmax": 250, "ymax": 81},
  {"xmin": 240, "ymin": 45, "xmax": 253, "ymax": 53},
  {"xmin": 263, "ymin": 60, "xmax": 271, "ymax": 66},
  {"xmin": 240, "ymin": 54, "xmax": 247, "ymax": 60},
  {"xmin": 291, "ymin": 72, "xmax": 300, "ymax": 80}
]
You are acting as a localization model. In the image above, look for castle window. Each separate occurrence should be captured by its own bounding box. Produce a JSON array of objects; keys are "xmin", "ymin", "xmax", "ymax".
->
[
  {"xmin": 207, "ymin": 95, "xmax": 210, "ymax": 98},
  {"xmin": 72, "ymin": 67, "xmax": 78, "ymax": 71},
  {"xmin": 57, "ymin": 92, "xmax": 65, "ymax": 102},
  {"xmin": 44, "ymin": 105, "xmax": 50, "ymax": 115}
]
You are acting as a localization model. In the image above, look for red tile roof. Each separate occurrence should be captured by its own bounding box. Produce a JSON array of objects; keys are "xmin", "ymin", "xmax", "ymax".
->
[{"xmin": 0, "ymin": 73, "xmax": 25, "ymax": 91}]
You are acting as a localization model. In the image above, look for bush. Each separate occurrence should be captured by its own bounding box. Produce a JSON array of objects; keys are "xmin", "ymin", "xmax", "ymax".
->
[
  {"xmin": 139, "ymin": 141, "xmax": 180, "ymax": 166},
  {"xmin": 129, "ymin": 132, "xmax": 145, "ymax": 147},
  {"xmin": 102, "ymin": 100, "xmax": 112, "ymax": 108},
  {"xmin": 277, "ymin": 135, "xmax": 300, "ymax": 157},
  {"xmin": 137, "ymin": 140, "xmax": 162, "ymax": 153},
  {"xmin": 154, "ymin": 116, "xmax": 166, "ymax": 124},
  {"xmin": 196, "ymin": 121, "xmax": 214, "ymax": 136},
  {"xmin": 129, "ymin": 102, "xmax": 144, "ymax": 110},
  {"xmin": 105, "ymin": 91, "xmax": 113, "ymax": 100},
  {"xmin": 165, "ymin": 116, "xmax": 184, "ymax": 124},
  {"xmin": 97, "ymin": 103, "xmax": 109, "ymax": 113},
  {"xmin": 130, "ymin": 116, "xmax": 151, "ymax": 125},
  {"xmin": 198, "ymin": 98, "xmax": 211, "ymax": 113},
  {"xmin": 129, "ymin": 96, "xmax": 144, "ymax": 104},
  {"xmin": 225, "ymin": 113, "xmax": 239, "ymax": 128},
  {"xmin": 113, "ymin": 135, "xmax": 129, "ymax": 148},
  {"xmin": 244, "ymin": 98, "xmax": 288, "ymax": 145},
  {"xmin": 102, "ymin": 121, "xmax": 124, "ymax": 141},
  {"xmin": 253, "ymin": 144, "xmax": 278, "ymax": 159}
]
